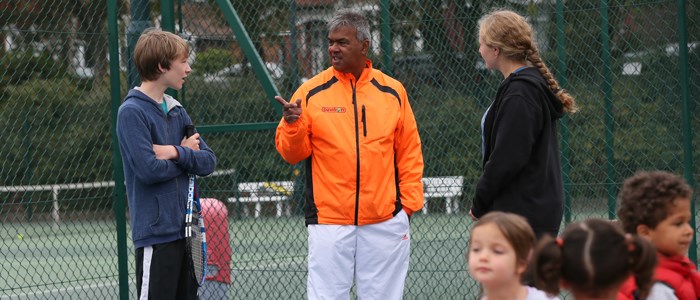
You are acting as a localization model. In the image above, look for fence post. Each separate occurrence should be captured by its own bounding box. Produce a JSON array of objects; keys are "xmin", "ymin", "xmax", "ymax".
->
[
  {"xmin": 161, "ymin": 0, "xmax": 175, "ymax": 32},
  {"xmin": 214, "ymin": 0, "xmax": 281, "ymax": 115},
  {"xmin": 126, "ymin": 0, "xmax": 152, "ymax": 88},
  {"xmin": 599, "ymin": 0, "xmax": 616, "ymax": 220},
  {"xmin": 676, "ymin": 0, "xmax": 696, "ymax": 265},
  {"xmin": 161, "ymin": 0, "xmax": 179, "ymax": 101},
  {"xmin": 289, "ymin": 1, "xmax": 299, "ymax": 92},
  {"xmin": 51, "ymin": 186, "xmax": 60, "ymax": 229},
  {"xmin": 108, "ymin": 0, "xmax": 129, "ymax": 298},
  {"xmin": 380, "ymin": 0, "xmax": 393, "ymax": 76}
]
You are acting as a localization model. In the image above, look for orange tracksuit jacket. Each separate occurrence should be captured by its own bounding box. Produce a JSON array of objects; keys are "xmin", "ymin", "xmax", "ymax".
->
[{"xmin": 275, "ymin": 60, "xmax": 424, "ymax": 226}]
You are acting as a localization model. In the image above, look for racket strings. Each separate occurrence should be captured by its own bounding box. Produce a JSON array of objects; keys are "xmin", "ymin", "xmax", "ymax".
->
[
  {"xmin": 185, "ymin": 174, "xmax": 207, "ymax": 286},
  {"xmin": 188, "ymin": 214, "xmax": 205, "ymax": 283}
]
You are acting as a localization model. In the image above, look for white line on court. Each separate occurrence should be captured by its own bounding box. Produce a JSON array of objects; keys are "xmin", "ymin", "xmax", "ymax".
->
[
  {"xmin": 236, "ymin": 256, "xmax": 306, "ymax": 271},
  {"xmin": 0, "ymin": 282, "xmax": 118, "ymax": 299}
]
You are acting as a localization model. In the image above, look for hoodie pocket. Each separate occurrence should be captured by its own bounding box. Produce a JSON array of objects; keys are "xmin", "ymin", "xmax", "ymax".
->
[{"xmin": 149, "ymin": 191, "xmax": 182, "ymax": 235}]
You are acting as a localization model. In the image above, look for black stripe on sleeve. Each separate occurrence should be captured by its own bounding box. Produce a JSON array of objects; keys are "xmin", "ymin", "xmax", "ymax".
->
[
  {"xmin": 370, "ymin": 78, "xmax": 401, "ymax": 107},
  {"xmin": 306, "ymin": 77, "xmax": 339, "ymax": 107}
]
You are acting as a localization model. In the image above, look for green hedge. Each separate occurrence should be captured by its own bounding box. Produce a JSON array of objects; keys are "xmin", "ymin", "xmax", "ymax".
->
[
  {"xmin": 0, "ymin": 51, "xmax": 67, "ymax": 86},
  {"xmin": 1, "ymin": 78, "xmax": 112, "ymax": 186},
  {"xmin": 192, "ymin": 47, "xmax": 237, "ymax": 74}
]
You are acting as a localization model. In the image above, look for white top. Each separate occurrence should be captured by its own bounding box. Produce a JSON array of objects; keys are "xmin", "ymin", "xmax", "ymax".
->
[
  {"xmin": 646, "ymin": 282, "xmax": 678, "ymax": 300},
  {"xmin": 482, "ymin": 286, "xmax": 560, "ymax": 300},
  {"xmin": 525, "ymin": 287, "xmax": 560, "ymax": 300}
]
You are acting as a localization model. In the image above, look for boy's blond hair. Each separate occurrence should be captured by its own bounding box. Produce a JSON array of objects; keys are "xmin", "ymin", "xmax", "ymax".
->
[
  {"xmin": 134, "ymin": 28, "xmax": 189, "ymax": 82},
  {"xmin": 617, "ymin": 170, "xmax": 693, "ymax": 234}
]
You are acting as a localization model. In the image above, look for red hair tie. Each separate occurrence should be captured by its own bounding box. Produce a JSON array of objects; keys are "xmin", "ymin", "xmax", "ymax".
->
[{"xmin": 555, "ymin": 238, "xmax": 564, "ymax": 248}]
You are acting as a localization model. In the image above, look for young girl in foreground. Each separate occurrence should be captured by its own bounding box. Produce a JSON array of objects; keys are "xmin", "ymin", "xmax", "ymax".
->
[
  {"xmin": 468, "ymin": 212, "xmax": 558, "ymax": 300},
  {"xmin": 530, "ymin": 219, "xmax": 657, "ymax": 300}
]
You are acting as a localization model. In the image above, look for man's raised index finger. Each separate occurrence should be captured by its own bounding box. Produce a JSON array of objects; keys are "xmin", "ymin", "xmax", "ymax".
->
[{"xmin": 274, "ymin": 96, "xmax": 289, "ymax": 106}]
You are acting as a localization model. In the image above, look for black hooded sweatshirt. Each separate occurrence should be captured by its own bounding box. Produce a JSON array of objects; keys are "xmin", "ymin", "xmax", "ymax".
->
[{"xmin": 471, "ymin": 67, "xmax": 565, "ymax": 237}]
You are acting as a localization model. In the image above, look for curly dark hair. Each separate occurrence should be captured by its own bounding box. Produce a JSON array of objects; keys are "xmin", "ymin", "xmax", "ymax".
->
[{"xmin": 617, "ymin": 170, "xmax": 693, "ymax": 234}]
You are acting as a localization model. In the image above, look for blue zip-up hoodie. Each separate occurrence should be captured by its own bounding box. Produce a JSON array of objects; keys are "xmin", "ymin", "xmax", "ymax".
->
[{"xmin": 116, "ymin": 89, "xmax": 217, "ymax": 248}]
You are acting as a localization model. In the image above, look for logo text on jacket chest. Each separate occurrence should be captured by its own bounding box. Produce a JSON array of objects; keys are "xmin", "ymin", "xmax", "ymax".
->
[{"xmin": 321, "ymin": 107, "xmax": 347, "ymax": 113}]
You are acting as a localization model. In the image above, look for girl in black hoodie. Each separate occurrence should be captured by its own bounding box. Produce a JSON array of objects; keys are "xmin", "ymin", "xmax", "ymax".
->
[{"xmin": 469, "ymin": 9, "xmax": 578, "ymax": 239}]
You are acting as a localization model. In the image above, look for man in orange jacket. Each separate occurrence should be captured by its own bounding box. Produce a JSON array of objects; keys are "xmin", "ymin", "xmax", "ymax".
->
[{"xmin": 275, "ymin": 9, "xmax": 424, "ymax": 300}]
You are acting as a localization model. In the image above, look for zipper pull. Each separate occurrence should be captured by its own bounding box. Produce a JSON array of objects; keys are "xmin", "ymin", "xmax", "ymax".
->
[
  {"xmin": 361, "ymin": 105, "xmax": 367, "ymax": 137},
  {"xmin": 351, "ymin": 79, "xmax": 356, "ymax": 104}
]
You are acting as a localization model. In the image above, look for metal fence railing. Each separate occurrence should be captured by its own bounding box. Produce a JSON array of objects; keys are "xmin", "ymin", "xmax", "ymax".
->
[{"xmin": 1, "ymin": 0, "xmax": 698, "ymax": 299}]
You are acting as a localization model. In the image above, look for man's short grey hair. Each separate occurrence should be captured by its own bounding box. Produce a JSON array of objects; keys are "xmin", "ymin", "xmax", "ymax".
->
[{"xmin": 328, "ymin": 9, "xmax": 371, "ymax": 44}]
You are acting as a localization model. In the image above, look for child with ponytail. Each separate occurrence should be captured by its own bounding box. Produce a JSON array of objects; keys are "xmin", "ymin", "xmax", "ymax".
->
[{"xmin": 530, "ymin": 219, "xmax": 657, "ymax": 300}]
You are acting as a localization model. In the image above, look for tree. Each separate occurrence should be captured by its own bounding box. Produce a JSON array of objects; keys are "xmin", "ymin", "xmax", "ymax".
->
[
  {"xmin": 418, "ymin": 0, "xmax": 495, "ymax": 90},
  {"xmin": 229, "ymin": 0, "xmax": 288, "ymax": 73},
  {"xmin": 0, "ymin": 0, "xmax": 127, "ymax": 82}
]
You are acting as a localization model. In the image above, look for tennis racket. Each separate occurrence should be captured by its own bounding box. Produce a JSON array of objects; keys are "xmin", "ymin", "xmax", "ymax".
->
[{"xmin": 184, "ymin": 125, "xmax": 207, "ymax": 286}]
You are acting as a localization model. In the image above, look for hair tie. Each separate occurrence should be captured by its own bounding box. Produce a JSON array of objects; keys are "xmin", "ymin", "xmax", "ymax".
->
[{"xmin": 555, "ymin": 237, "xmax": 564, "ymax": 248}]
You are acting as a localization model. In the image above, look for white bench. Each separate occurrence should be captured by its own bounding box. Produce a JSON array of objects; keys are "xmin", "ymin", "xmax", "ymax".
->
[
  {"xmin": 227, "ymin": 177, "xmax": 464, "ymax": 217},
  {"xmin": 422, "ymin": 176, "xmax": 464, "ymax": 214},
  {"xmin": 227, "ymin": 181, "xmax": 294, "ymax": 218}
]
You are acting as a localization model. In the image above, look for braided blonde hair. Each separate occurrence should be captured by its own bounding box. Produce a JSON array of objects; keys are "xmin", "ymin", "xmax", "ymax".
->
[{"xmin": 478, "ymin": 9, "xmax": 578, "ymax": 113}]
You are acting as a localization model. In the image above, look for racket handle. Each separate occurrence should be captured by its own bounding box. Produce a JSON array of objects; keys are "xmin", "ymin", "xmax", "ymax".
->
[{"xmin": 185, "ymin": 125, "xmax": 195, "ymax": 138}]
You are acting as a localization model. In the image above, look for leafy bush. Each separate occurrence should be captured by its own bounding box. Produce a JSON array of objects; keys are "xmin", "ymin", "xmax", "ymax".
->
[
  {"xmin": 0, "ymin": 51, "xmax": 67, "ymax": 86},
  {"xmin": 0, "ymin": 78, "xmax": 112, "ymax": 186},
  {"xmin": 192, "ymin": 47, "xmax": 236, "ymax": 74}
]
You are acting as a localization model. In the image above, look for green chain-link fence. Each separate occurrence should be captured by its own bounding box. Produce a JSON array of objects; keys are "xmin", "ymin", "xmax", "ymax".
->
[{"xmin": 1, "ymin": 0, "xmax": 698, "ymax": 298}]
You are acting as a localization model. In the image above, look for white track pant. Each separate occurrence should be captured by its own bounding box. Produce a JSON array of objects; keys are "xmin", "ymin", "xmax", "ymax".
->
[{"xmin": 307, "ymin": 210, "xmax": 411, "ymax": 300}]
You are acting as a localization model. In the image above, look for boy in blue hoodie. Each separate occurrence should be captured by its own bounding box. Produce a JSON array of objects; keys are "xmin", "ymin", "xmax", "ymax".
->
[{"xmin": 116, "ymin": 28, "xmax": 217, "ymax": 300}]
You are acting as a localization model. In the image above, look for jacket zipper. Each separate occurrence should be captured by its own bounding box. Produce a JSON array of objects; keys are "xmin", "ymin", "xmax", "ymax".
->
[
  {"xmin": 163, "ymin": 102, "xmax": 179, "ymax": 212},
  {"xmin": 351, "ymin": 79, "xmax": 360, "ymax": 225},
  {"xmin": 361, "ymin": 105, "xmax": 367, "ymax": 137},
  {"xmin": 163, "ymin": 101, "xmax": 169, "ymax": 134}
]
